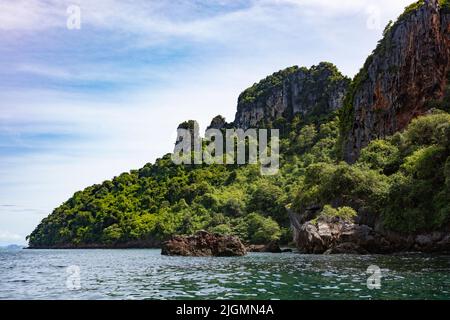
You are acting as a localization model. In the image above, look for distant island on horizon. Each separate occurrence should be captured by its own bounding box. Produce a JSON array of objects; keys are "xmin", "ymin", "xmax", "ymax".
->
[{"xmin": 0, "ymin": 244, "xmax": 25, "ymax": 250}]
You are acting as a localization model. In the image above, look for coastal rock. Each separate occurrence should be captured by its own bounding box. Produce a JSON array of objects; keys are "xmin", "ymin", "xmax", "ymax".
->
[
  {"xmin": 161, "ymin": 231, "xmax": 247, "ymax": 257},
  {"xmin": 415, "ymin": 234, "xmax": 433, "ymax": 246},
  {"xmin": 293, "ymin": 218, "xmax": 391, "ymax": 254},
  {"xmin": 413, "ymin": 233, "xmax": 450, "ymax": 252},
  {"xmin": 247, "ymin": 241, "xmax": 282, "ymax": 253},
  {"xmin": 437, "ymin": 234, "xmax": 450, "ymax": 249},
  {"xmin": 292, "ymin": 213, "xmax": 450, "ymax": 254},
  {"xmin": 324, "ymin": 243, "xmax": 368, "ymax": 255},
  {"xmin": 344, "ymin": 0, "xmax": 450, "ymax": 162},
  {"xmin": 296, "ymin": 222, "xmax": 327, "ymax": 254}
]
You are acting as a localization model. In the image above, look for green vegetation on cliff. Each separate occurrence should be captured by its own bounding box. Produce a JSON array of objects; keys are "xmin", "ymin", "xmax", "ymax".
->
[
  {"xmin": 238, "ymin": 62, "xmax": 349, "ymax": 115},
  {"xmin": 28, "ymin": 106, "xmax": 450, "ymax": 247},
  {"xmin": 238, "ymin": 66, "xmax": 299, "ymax": 105}
]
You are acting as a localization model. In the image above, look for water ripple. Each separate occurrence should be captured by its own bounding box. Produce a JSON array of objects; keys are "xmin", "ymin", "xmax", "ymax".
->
[{"xmin": 0, "ymin": 249, "xmax": 450, "ymax": 299}]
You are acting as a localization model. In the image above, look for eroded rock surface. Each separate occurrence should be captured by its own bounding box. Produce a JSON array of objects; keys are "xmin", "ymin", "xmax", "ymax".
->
[
  {"xmin": 161, "ymin": 231, "xmax": 247, "ymax": 257},
  {"xmin": 233, "ymin": 63, "xmax": 350, "ymax": 130},
  {"xmin": 294, "ymin": 217, "xmax": 391, "ymax": 254},
  {"xmin": 247, "ymin": 241, "xmax": 283, "ymax": 253},
  {"xmin": 344, "ymin": 0, "xmax": 450, "ymax": 162},
  {"xmin": 291, "ymin": 215, "xmax": 450, "ymax": 254}
]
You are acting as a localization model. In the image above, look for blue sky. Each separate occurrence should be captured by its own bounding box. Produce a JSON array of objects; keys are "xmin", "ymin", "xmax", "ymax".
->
[{"xmin": 0, "ymin": 0, "xmax": 413, "ymax": 245}]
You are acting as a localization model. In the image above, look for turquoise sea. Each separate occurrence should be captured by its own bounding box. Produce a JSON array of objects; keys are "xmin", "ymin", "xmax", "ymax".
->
[{"xmin": 1, "ymin": 249, "xmax": 449, "ymax": 300}]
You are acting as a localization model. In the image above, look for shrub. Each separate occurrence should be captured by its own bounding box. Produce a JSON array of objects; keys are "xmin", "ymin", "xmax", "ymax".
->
[
  {"xmin": 403, "ymin": 112, "xmax": 450, "ymax": 148},
  {"xmin": 248, "ymin": 181, "xmax": 287, "ymax": 224},
  {"xmin": 243, "ymin": 213, "xmax": 282, "ymax": 244},
  {"xmin": 358, "ymin": 139, "xmax": 400, "ymax": 174},
  {"xmin": 318, "ymin": 205, "xmax": 357, "ymax": 222},
  {"xmin": 295, "ymin": 125, "xmax": 318, "ymax": 152},
  {"xmin": 293, "ymin": 162, "xmax": 389, "ymax": 216},
  {"xmin": 402, "ymin": 146, "xmax": 446, "ymax": 179},
  {"xmin": 209, "ymin": 224, "xmax": 232, "ymax": 235}
]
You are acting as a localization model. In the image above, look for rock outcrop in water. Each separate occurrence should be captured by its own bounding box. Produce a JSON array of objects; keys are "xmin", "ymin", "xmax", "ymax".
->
[
  {"xmin": 246, "ymin": 241, "xmax": 283, "ymax": 253},
  {"xmin": 343, "ymin": 0, "xmax": 450, "ymax": 163},
  {"xmin": 290, "ymin": 212, "xmax": 450, "ymax": 254},
  {"xmin": 161, "ymin": 231, "xmax": 247, "ymax": 257},
  {"xmin": 292, "ymin": 216, "xmax": 390, "ymax": 254}
]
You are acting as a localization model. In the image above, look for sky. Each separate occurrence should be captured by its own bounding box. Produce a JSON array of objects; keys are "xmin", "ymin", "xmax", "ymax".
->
[{"xmin": 0, "ymin": 0, "xmax": 414, "ymax": 245}]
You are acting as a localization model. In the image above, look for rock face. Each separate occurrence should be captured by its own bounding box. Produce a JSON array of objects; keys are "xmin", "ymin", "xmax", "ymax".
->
[
  {"xmin": 343, "ymin": 0, "xmax": 450, "ymax": 163},
  {"xmin": 293, "ymin": 217, "xmax": 391, "ymax": 254},
  {"xmin": 233, "ymin": 63, "xmax": 350, "ymax": 130},
  {"xmin": 291, "ymin": 215, "xmax": 450, "ymax": 254},
  {"xmin": 207, "ymin": 115, "xmax": 228, "ymax": 131},
  {"xmin": 161, "ymin": 231, "xmax": 247, "ymax": 257}
]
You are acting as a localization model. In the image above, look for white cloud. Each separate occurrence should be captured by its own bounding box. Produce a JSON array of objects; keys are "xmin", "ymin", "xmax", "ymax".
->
[
  {"xmin": 0, "ymin": 61, "xmax": 255, "ymax": 231},
  {"xmin": 14, "ymin": 63, "xmax": 171, "ymax": 84},
  {"xmin": 0, "ymin": 0, "xmax": 414, "ymax": 38},
  {"xmin": 0, "ymin": 230, "xmax": 23, "ymax": 242},
  {"xmin": 0, "ymin": 0, "xmax": 64, "ymax": 30},
  {"xmin": 266, "ymin": 0, "xmax": 412, "ymax": 13}
]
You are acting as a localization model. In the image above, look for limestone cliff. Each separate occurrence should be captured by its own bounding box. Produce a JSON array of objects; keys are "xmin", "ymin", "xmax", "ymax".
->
[
  {"xmin": 207, "ymin": 115, "xmax": 228, "ymax": 131},
  {"xmin": 233, "ymin": 62, "xmax": 350, "ymax": 130},
  {"xmin": 343, "ymin": 0, "xmax": 450, "ymax": 163}
]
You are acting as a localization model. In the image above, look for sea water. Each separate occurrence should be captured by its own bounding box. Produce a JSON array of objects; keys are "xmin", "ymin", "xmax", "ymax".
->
[{"xmin": 0, "ymin": 249, "xmax": 449, "ymax": 300}]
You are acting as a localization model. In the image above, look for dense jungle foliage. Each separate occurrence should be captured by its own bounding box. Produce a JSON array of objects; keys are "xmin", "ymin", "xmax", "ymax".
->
[{"xmin": 27, "ymin": 107, "xmax": 450, "ymax": 247}]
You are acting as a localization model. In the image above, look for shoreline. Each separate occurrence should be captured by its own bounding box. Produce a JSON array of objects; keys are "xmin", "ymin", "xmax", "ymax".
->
[{"xmin": 24, "ymin": 246, "xmax": 450, "ymax": 255}]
